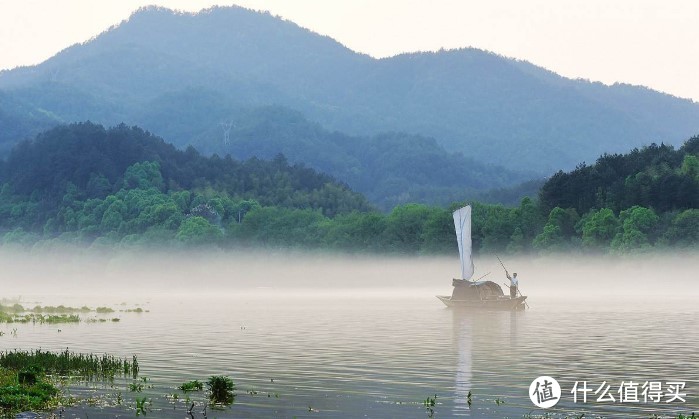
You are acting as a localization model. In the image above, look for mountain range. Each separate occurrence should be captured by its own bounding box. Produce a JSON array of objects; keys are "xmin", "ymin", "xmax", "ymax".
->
[{"xmin": 1, "ymin": 5, "xmax": 698, "ymax": 195}]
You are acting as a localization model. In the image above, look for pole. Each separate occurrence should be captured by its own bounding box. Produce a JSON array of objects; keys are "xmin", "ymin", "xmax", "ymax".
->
[
  {"xmin": 497, "ymin": 255, "xmax": 529, "ymax": 308},
  {"xmin": 496, "ymin": 254, "xmax": 509, "ymax": 276},
  {"xmin": 474, "ymin": 272, "xmax": 490, "ymax": 282}
]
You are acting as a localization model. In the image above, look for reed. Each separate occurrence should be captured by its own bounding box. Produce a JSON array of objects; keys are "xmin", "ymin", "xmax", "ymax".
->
[{"xmin": 0, "ymin": 349, "xmax": 138, "ymax": 381}]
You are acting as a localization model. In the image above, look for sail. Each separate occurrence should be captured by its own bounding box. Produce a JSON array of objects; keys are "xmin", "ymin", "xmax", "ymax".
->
[{"xmin": 453, "ymin": 205, "xmax": 474, "ymax": 280}]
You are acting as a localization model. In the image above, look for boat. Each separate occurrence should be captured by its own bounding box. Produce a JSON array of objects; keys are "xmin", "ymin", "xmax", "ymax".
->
[{"xmin": 436, "ymin": 205, "xmax": 527, "ymax": 310}]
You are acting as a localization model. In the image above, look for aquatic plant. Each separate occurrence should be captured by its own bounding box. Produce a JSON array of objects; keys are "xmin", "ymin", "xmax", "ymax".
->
[
  {"xmin": 122, "ymin": 308, "xmax": 144, "ymax": 313},
  {"xmin": 129, "ymin": 382, "xmax": 144, "ymax": 392},
  {"xmin": 423, "ymin": 394, "xmax": 437, "ymax": 407},
  {"xmin": 0, "ymin": 304, "xmax": 25, "ymax": 313},
  {"xmin": 135, "ymin": 396, "xmax": 148, "ymax": 416},
  {"xmin": 17, "ymin": 368, "xmax": 39, "ymax": 386},
  {"xmin": 0, "ymin": 313, "xmax": 81, "ymax": 324},
  {"xmin": 178, "ymin": 380, "xmax": 203, "ymax": 392},
  {"xmin": 31, "ymin": 305, "xmax": 91, "ymax": 313},
  {"xmin": 0, "ymin": 349, "xmax": 138, "ymax": 381},
  {"xmin": 95, "ymin": 307, "xmax": 114, "ymax": 313},
  {"xmin": 207, "ymin": 375, "xmax": 234, "ymax": 405},
  {"xmin": 495, "ymin": 397, "xmax": 505, "ymax": 405},
  {"xmin": 0, "ymin": 366, "xmax": 60, "ymax": 416},
  {"xmin": 131, "ymin": 355, "xmax": 139, "ymax": 378}
]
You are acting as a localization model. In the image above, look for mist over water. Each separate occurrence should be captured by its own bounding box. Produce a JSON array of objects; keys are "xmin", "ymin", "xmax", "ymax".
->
[
  {"xmin": 3, "ymin": 248, "xmax": 697, "ymax": 299},
  {"xmin": 1, "ymin": 248, "xmax": 697, "ymax": 417}
]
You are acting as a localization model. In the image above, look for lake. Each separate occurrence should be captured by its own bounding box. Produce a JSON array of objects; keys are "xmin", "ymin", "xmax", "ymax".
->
[{"xmin": 1, "ymin": 250, "xmax": 697, "ymax": 418}]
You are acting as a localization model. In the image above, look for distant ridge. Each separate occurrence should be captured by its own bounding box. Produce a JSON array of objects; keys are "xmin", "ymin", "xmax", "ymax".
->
[{"xmin": 1, "ymin": 5, "xmax": 698, "ymax": 176}]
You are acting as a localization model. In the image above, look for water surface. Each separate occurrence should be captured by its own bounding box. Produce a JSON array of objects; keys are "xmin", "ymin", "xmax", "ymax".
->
[{"xmin": 1, "ymin": 251, "xmax": 697, "ymax": 418}]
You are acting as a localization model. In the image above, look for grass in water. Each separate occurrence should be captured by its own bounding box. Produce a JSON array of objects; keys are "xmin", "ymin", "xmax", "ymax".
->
[
  {"xmin": 178, "ymin": 380, "xmax": 204, "ymax": 392},
  {"xmin": 207, "ymin": 376, "xmax": 235, "ymax": 405},
  {"xmin": 0, "ymin": 367, "xmax": 60, "ymax": 416},
  {"xmin": 0, "ymin": 349, "xmax": 139, "ymax": 381}
]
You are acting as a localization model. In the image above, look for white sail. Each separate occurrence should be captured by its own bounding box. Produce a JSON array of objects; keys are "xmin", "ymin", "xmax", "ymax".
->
[{"xmin": 453, "ymin": 205, "xmax": 474, "ymax": 280}]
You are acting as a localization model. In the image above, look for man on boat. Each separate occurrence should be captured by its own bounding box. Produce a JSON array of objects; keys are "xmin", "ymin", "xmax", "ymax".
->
[{"xmin": 506, "ymin": 272, "xmax": 518, "ymax": 298}]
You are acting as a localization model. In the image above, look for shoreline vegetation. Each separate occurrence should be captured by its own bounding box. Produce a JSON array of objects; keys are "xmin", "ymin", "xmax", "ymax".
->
[
  {"xmin": 0, "ymin": 349, "xmax": 695, "ymax": 418},
  {"xmin": 0, "ymin": 124, "xmax": 696, "ymax": 254},
  {"xmin": 0, "ymin": 349, "xmax": 137, "ymax": 416},
  {"xmin": 0, "ymin": 304, "xmax": 146, "ymax": 324}
]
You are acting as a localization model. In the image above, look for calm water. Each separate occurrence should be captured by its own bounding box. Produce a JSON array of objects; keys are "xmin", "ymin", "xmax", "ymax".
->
[{"xmin": 1, "ymin": 253, "xmax": 698, "ymax": 418}]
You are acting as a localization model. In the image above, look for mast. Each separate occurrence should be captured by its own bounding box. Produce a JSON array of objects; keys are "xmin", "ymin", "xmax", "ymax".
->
[{"xmin": 453, "ymin": 205, "xmax": 475, "ymax": 280}]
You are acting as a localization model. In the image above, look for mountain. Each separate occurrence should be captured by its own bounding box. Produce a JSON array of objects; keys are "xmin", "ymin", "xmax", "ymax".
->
[
  {"xmin": 147, "ymin": 104, "xmax": 522, "ymax": 209},
  {"xmin": 0, "ymin": 122, "xmax": 371, "ymax": 225},
  {"xmin": 1, "ymin": 6, "xmax": 698, "ymax": 176}
]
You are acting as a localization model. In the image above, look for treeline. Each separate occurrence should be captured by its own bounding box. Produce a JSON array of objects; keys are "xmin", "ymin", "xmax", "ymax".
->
[
  {"xmin": 2, "ymin": 192, "xmax": 696, "ymax": 253},
  {"xmin": 0, "ymin": 124, "xmax": 697, "ymax": 253},
  {"xmin": 541, "ymin": 138, "xmax": 699, "ymax": 214},
  {"xmin": 0, "ymin": 123, "xmax": 372, "ymax": 245},
  {"xmin": 0, "ymin": 122, "xmax": 370, "ymax": 217}
]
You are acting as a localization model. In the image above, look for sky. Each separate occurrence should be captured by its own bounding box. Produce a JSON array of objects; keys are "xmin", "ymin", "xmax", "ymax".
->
[{"xmin": 0, "ymin": 0, "xmax": 697, "ymax": 102}]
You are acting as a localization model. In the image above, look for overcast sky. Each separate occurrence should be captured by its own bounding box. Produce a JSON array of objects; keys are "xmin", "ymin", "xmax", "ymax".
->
[{"xmin": 0, "ymin": 0, "xmax": 697, "ymax": 102}]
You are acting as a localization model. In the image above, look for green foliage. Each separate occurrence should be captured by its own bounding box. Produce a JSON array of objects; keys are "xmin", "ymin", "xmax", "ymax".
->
[
  {"xmin": 123, "ymin": 161, "xmax": 164, "ymax": 191},
  {"xmin": 664, "ymin": 209, "xmax": 699, "ymax": 246},
  {"xmin": 580, "ymin": 208, "xmax": 619, "ymax": 249},
  {"xmin": 176, "ymin": 216, "xmax": 222, "ymax": 245},
  {"xmin": 540, "ymin": 140, "xmax": 699, "ymax": 214},
  {"xmin": 611, "ymin": 206, "xmax": 659, "ymax": 251},
  {"xmin": 0, "ymin": 368, "xmax": 59, "ymax": 416},
  {"xmin": 0, "ymin": 122, "xmax": 371, "ymax": 224},
  {"xmin": 207, "ymin": 375, "xmax": 235, "ymax": 405},
  {"xmin": 0, "ymin": 123, "xmax": 696, "ymax": 253},
  {"xmin": 0, "ymin": 349, "xmax": 138, "ymax": 381},
  {"xmin": 382, "ymin": 204, "xmax": 433, "ymax": 252},
  {"xmin": 178, "ymin": 380, "xmax": 203, "ymax": 392}
]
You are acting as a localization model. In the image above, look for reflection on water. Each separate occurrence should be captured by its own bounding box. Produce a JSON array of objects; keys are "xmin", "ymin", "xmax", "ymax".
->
[{"xmin": 0, "ymin": 251, "xmax": 697, "ymax": 418}]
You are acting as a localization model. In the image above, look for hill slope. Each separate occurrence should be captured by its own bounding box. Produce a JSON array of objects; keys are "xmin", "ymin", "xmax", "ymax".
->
[
  {"xmin": 0, "ymin": 122, "xmax": 371, "ymax": 223},
  {"xmin": 158, "ymin": 105, "xmax": 522, "ymax": 209},
  {"xmin": 1, "ymin": 6, "xmax": 698, "ymax": 175}
]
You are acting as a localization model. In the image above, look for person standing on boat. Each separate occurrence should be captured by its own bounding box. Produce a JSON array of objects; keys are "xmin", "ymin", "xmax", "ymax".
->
[{"xmin": 506, "ymin": 272, "xmax": 518, "ymax": 298}]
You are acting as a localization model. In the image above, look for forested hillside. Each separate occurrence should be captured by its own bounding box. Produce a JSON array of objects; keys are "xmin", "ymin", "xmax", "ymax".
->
[
  {"xmin": 1, "ymin": 6, "xmax": 698, "ymax": 176},
  {"xmin": 0, "ymin": 122, "xmax": 370, "ymax": 245},
  {"xmin": 0, "ymin": 125, "xmax": 695, "ymax": 253},
  {"xmin": 182, "ymin": 106, "xmax": 522, "ymax": 208},
  {"xmin": 540, "ymin": 138, "xmax": 699, "ymax": 214}
]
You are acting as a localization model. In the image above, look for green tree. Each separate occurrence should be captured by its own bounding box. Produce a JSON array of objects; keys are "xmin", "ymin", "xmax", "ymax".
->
[
  {"xmin": 680, "ymin": 154, "xmax": 699, "ymax": 180},
  {"xmin": 663, "ymin": 209, "xmax": 699, "ymax": 246},
  {"xmin": 420, "ymin": 208, "xmax": 455, "ymax": 253},
  {"xmin": 611, "ymin": 206, "xmax": 659, "ymax": 251},
  {"xmin": 382, "ymin": 204, "xmax": 432, "ymax": 252},
  {"xmin": 123, "ymin": 161, "xmax": 164, "ymax": 191},
  {"xmin": 176, "ymin": 216, "xmax": 222, "ymax": 245},
  {"xmin": 580, "ymin": 208, "xmax": 618, "ymax": 249},
  {"xmin": 533, "ymin": 207, "xmax": 580, "ymax": 251}
]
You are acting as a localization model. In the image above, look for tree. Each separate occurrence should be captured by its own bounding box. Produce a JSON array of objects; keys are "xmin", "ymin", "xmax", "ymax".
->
[
  {"xmin": 382, "ymin": 204, "xmax": 432, "ymax": 252},
  {"xmin": 123, "ymin": 161, "xmax": 164, "ymax": 191},
  {"xmin": 663, "ymin": 209, "xmax": 699, "ymax": 246},
  {"xmin": 580, "ymin": 208, "xmax": 618, "ymax": 249},
  {"xmin": 611, "ymin": 206, "xmax": 659, "ymax": 251},
  {"xmin": 176, "ymin": 216, "xmax": 222, "ymax": 245}
]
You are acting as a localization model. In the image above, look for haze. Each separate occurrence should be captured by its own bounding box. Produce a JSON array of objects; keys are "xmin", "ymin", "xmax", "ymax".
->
[
  {"xmin": 1, "ymin": 1, "xmax": 699, "ymax": 101},
  {"xmin": 2, "ymin": 248, "xmax": 697, "ymax": 305}
]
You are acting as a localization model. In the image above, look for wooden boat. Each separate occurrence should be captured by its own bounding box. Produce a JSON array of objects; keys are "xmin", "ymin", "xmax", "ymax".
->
[{"xmin": 436, "ymin": 206, "xmax": 527, "ymax": 310}]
